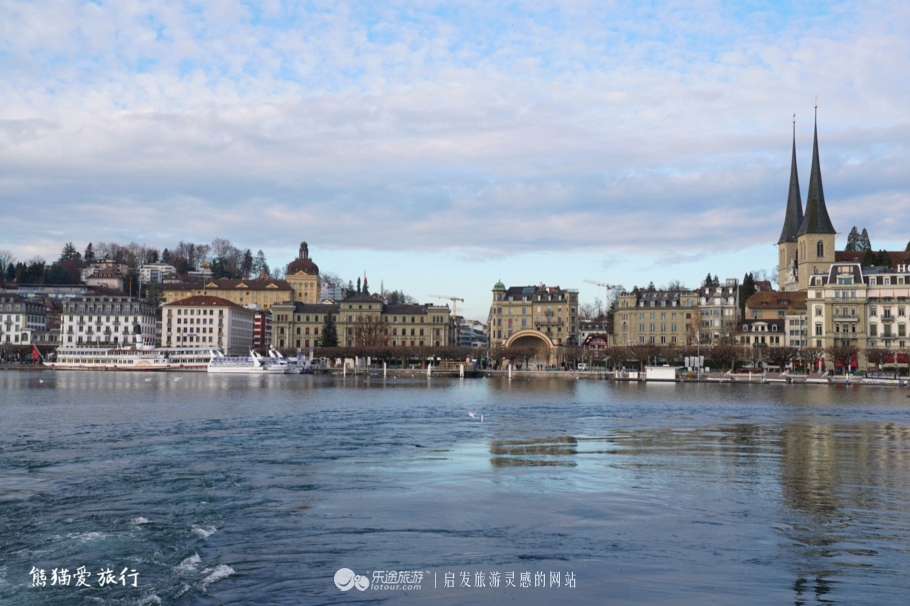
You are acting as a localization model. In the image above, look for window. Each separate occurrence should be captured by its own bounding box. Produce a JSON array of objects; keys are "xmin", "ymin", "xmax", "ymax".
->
[{"xmin": 816, "ymin": 241, "xmax": 824, "ymax": 257}]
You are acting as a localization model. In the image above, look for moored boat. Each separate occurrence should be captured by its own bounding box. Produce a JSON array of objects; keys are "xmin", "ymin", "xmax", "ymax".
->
[
  {"xmin": 207, "ymin": 349, "xmax": 287, "ymax": 374},
  {"xmin": 47, "ymin": 345, "xmax": 213, "ymax": 371}
]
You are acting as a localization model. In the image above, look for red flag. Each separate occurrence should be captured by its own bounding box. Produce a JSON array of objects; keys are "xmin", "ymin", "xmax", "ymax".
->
[{"xmin": 32, "ymin": 344, "xmax": 42, "ymax": 363}]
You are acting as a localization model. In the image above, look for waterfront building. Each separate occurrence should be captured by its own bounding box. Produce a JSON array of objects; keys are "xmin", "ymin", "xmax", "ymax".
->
[
  {"xmin": 739, "ymin": 318, "xmax": 784, "ymax": 345},
  {"xmin": 489, "ymin": 282, "xmax": 579, "ymax": 356},
  {"xmin": 614, "ymin": 288, "xmax": 698, "ymax": 346},
  {"xmin": 162, "ymin": 295, "xmax": 255, "ymax": 355},
  {"xmin": 0, "ymin": 294, "xmax": 48, "ymax": 345},
  {"xmin": 59, "ymin": 296, "xmax": 157, "ymax": 346},
  {"xmin": 161, "ymin": 277, "xmax": 294, "ymax": 311},
  {"xmin": 270, "ymin": 293, "xmax": 453, "ymax": 349},
  {"xmin": 784, "ymin": 312, "xmax": 808, "ymax": 347},
  {"xmin": 285, "ymin": 241, "xmax": 321, "ymax": 304},
  {"xmin": 320, "ymin": 281, "xmax": 345, "ymax": 301},
  {"xmin": 578, "ymin": 319, "xmax": 611, "ymax": 346},
  {"xmin": 697, "ymin": 277, "xmax": 740, "ymax": 343},
  {"xmin": 806, "ymin": 263, "xmax": 908, "ymax": 355}
]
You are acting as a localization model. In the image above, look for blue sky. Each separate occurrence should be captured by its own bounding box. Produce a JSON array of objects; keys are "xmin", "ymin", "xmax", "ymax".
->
[{"xmin": 1, "ymin": 0, "xmax": 908, "ymax": 319}]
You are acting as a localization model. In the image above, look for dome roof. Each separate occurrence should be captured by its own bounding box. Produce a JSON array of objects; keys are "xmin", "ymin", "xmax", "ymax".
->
[
  {"xmin": 493, "ymin": 280, "xmax": 506, "ymax": 291},
  {"xmin": 287, "ymin": 258, "xmax": 319, "ymax": 276}
]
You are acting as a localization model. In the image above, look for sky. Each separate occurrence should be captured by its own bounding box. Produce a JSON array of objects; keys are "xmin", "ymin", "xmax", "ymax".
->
[{"xmin": 1, "ymin": 0, "xmax": 908, "ymax": 320}]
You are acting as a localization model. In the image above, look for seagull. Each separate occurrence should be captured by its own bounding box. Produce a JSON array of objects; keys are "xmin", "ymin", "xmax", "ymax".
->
[
  {"xmin": 468, "ymin": 411, "xmax": 484, "ymax": 422},
  {"xmin": 39, "ymin": 379, "xmax": 45, "ymax": 383}
]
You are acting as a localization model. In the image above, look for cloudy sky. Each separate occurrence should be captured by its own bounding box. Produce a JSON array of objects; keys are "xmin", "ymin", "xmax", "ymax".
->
[{"xmin": 2, "ymin": 0, "xmax": 908, "ymax": 318}]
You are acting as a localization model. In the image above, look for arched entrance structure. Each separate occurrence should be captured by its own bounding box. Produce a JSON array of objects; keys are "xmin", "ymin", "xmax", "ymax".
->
[{"xmin": 504, "ymin": 330, "xmax": 555, "ymax": 366}]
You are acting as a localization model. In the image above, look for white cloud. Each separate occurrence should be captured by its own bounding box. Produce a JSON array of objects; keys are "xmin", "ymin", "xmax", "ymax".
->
[{"xmin": 0, "ymin": 0, "xmax": 907, "ymax": 266}]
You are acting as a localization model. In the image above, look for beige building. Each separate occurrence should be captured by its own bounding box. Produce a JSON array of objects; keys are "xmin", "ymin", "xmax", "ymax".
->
[
  {"xmin": 806, "ymin": 263, "xmax": 908, "ymax": 355},
  {"xmin": 489, "ymin": 283, "xmax": 579, "ymax": 354},
  {"xmin": 85, "ymin": 271, "xmax": 125, "ymax": 292},
  {"xmin": 162, "ymin": 295, "xmax": 255, "ymax": 355},
  {"xmin": 285, "ymin": 241, "xmax": 321, "ymax": 304},
  {"xmin": 162, "ymin": 277, "xmax": 294, "ymax": 311},
  {"xmin": 271, "ymin": 293, "xmax": 453, "ymax": 349},
  {"xmin": 614, "ymin": 288, "xmax": 698, "ymax": 346}
]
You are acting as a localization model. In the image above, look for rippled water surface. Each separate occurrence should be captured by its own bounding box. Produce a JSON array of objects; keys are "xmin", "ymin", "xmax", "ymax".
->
[{"xmin": 2, "ymin": 371, "xmax": 910, "ymax": 605}]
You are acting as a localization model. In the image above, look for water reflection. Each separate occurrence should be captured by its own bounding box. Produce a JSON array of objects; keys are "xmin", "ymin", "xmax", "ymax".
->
[{"xmin": 490, "ymin": 436, "xmax": 578, "ymax": 467}]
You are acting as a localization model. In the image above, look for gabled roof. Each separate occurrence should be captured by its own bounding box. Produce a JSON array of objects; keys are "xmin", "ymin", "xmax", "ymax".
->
[
  {"xmin": 797, "ymin": 113, "xmax": 836, "ymax": 236},
  {"xmin": 745, "ymin": 290, "xmax": 807, "ymax": 311},
  {"xmin": 778, "ymin": 121, "xmax": 804, "ymax": 244}
]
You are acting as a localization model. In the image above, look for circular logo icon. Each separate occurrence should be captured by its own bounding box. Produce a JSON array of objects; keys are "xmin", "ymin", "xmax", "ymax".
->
[{"xmin": 335, "ymin": 568, "xmax": 369, "ymax": 591}]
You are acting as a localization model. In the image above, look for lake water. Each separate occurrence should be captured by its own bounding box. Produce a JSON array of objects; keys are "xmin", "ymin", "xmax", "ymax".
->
[{"xmin": 2, "ymin": 371, "xmax": 910, "ymax": 605}]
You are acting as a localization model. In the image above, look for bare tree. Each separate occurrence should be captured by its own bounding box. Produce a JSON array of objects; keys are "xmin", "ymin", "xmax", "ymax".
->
[
  {"xmin": 578, "ymin": 302, "xmax": 596, "ymax": 321},
  {"xmin": 0, "ymin": 249, "xmax": 16, "ymax": 270},
  {"xmin": 352, "ymin": 315, "xmax": 388, "ymax": 347},
  {"xmin": 863, "ymin": 347, "xmax": 892, "ymax": 372},
  {"xmin": 824, "ymin": 344, "xmax": 859, "ymax": 375},
  {"xmin": 801, "ymin": 345, "xmax": 824, "ymax": 373},
  {"xmin": 708, "ymin": 344, "xmax": 742, "ymax": 373},
  {"xmin": 766, "ymin": 346, "xmax": 798, "ymax": 370}
]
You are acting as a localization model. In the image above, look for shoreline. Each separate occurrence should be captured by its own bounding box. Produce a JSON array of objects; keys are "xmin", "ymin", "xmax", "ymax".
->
[{"xmin": 3, "ymin": 363, "xmax": 909, "ymax": 388}]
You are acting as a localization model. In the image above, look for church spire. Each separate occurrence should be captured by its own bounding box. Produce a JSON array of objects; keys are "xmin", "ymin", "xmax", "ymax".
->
[
  {"xmin": 797, "ymin": 105, "xmax": 836, "ymax": 236},
  {"xmin": 777, "ymin": 114, "xmax": 804, "ymax": 244}
]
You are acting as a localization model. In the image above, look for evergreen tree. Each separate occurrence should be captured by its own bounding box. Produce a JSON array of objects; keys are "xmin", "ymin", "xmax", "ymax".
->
[
  {"xmin": 44, "ymin": 263, "xmax": 72, "ymax": 285},
  {"xmin": 356, "ymin": 277, "xmax": 361, "ymax": 293},
  {"xmin": 362, "ymin": 277, "xmax": 370, "ymax": 295},
  {"xmin": 738, "ymin": 273, "xmax": 756, "ymax": 317},
  {"xmin": 242, "ymin": 249, "xmax": 254, "ymax": 278},
  {"xmin": 5, "ymin": 263, "xmax": 14, "ymax": 282},
  {"xmin": 877, "ymin": 251, "xmax": 892, "ymax": 268},
  {"xmin": 161, "ymin": 248, "xmax": 172, "ymax": 264},
  {"xmin": 862, "ymin": 249, "xmax": 877, "ymax": 266},
  {"xmin": 860, "ymin": 228, "xmax": 872, "ymax": 251},
  {"xmin": 59, "ymin": 242, "xmax": 80, "ymax": 262},
  {"xmin": 845, "ymin": 227, "xmax": 859, "ymax": 251},
  {"xmin": 320, "ymin": 313, "xmax": 338, "ymax": 347},
  {"xmin": 83, "ymin": 243, "xmax": 95, "ymax": 263},
  {"xmin": 251, "ymin": 250, "xmax": 269, "ymax": 277},
  {"xmin": 704, "ymin": 272, "xmax": 712, "ymax": 286},
  {"xmin": 905, "ymin": 239, "xmax": 910, "ymax": 252}
]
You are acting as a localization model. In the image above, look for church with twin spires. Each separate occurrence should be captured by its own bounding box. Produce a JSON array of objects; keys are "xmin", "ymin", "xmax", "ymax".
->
[{"xmin": 777, "ymin": 110, "xmax": 838, "ymax": 291}]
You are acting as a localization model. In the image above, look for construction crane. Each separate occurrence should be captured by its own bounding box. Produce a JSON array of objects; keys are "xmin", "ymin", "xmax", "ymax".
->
[
  {"xmin": 429, "ymin": 295, "xmax": 464, "ymax": 318},
  {"xmin": 583, "ymin": 280, "xmax": 618, "ymax": 312},
  {"xmin": 429, "ymin": 295, "xmax": 465, "ymax": 345}
]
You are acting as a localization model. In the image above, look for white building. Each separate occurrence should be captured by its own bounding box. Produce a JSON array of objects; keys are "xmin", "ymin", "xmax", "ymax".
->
[
  {"xmin": 60, "ymin": 296, "xmax": 157, "ymax": 347},
  {"xmin": 698, "ymin": 277, "xmax": 740, "ymax": 343},
  {"xmin": 139, "ymin": 263, "xmax": 177, "ymax": 284},
  {"xmin": 0, "ymin": 294, "xmax": 48, "ymax": 345},
  {"xmin": 162, "ymin": 295, "xmax": 255, "ymax": 355}
]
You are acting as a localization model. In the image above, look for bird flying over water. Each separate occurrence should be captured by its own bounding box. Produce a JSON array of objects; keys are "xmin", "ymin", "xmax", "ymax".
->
[{"xmin": 468, "ymin": 411, "xmax": 484, "ymax": 422}]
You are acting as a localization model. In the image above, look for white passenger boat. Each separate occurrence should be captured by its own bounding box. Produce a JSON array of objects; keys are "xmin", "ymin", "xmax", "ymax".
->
[
  {"xmin": 268, "ymin": 348, "xmax": 303, "ymax": 374},
  {"xmin": 47, "ymin": 345, "xmax": 213, "ymax": 371},
  {"xmin": 207, "ymin": 349, "xmax": 287, "ymax": 374}
]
